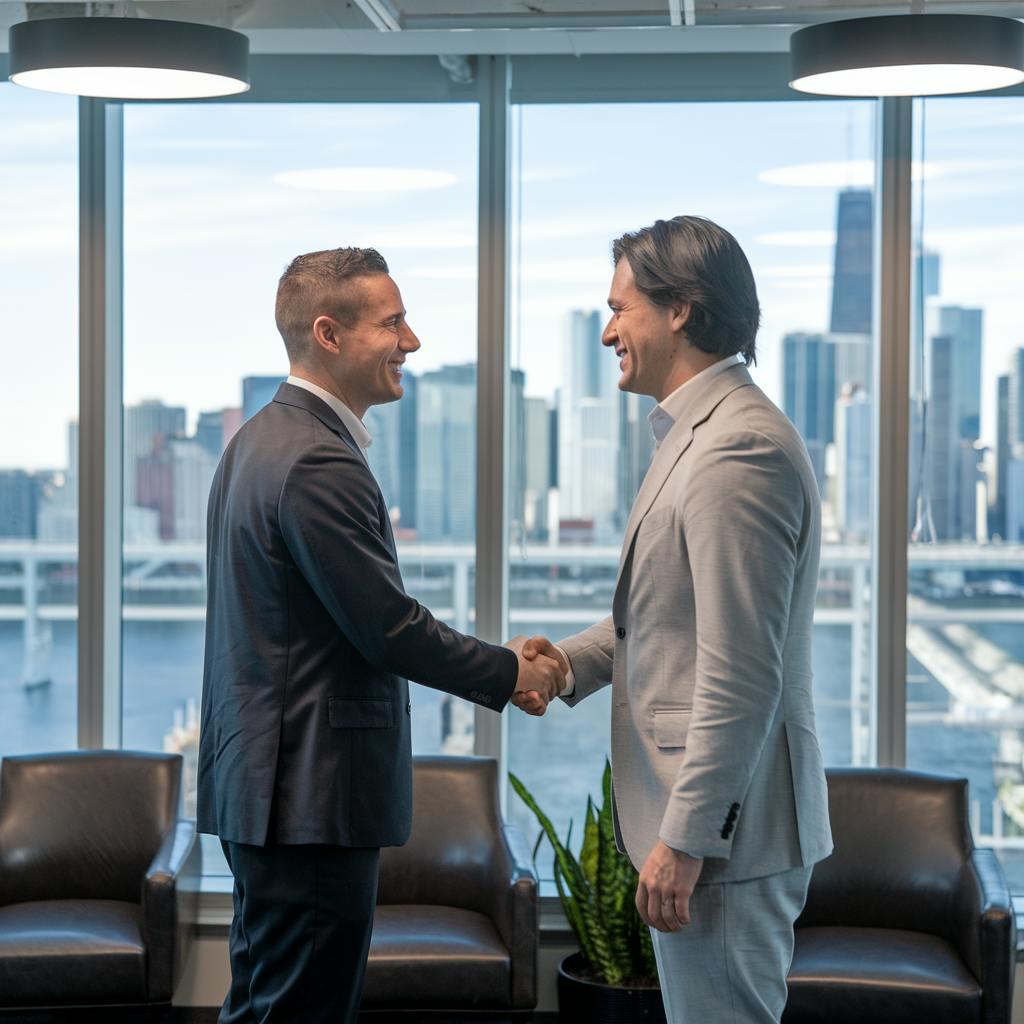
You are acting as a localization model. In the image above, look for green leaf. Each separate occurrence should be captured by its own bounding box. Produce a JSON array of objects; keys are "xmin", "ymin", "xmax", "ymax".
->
[
  {"xmin": 509, "ymin": 764, "xmax": 658, "ymax": 987},
  {"xmin": 580, "ymin": 797, "xmax": 599, "ymax": 886}
]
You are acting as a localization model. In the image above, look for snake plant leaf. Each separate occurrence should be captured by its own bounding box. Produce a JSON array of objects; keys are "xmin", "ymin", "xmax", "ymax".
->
[
  {"xmin": 509, "ymin": 762, "xmax": 660, "ymax": 988},
  {"xmin": 580, "ymin": 796, "xmax": 599, "ymax": 887}
]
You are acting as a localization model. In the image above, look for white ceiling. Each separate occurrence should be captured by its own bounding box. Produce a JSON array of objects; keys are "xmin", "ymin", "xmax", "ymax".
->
[{"xmin": 2, "ymin": 0, "xmax": 1023, "ymax": 53}]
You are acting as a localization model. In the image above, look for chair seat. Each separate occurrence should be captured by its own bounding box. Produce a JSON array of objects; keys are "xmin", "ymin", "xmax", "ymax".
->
[
  {"xmin": 363, "ymin": 904, "xmax": 511, "ymax": 1008},
  {"xmin": 784, "ymin": 926, "xmax": 982, "ymax": 1024},
  {"xmin": 0, "ymin": 899, "xmax": 147, "ymax": 1007}
]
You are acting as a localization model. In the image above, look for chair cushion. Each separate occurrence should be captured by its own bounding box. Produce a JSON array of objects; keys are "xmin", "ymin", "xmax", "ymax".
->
[
  {"xmin": 784, "ymin": 926, "xmax": 981, "ymax": 1024},
  {"xmin": 363, "ymin": 905, "xmax": 511, "ymax": 1008},
  {"xmin": 0, "ymin": 899, "xmax": 147, "ymax": 1007}
]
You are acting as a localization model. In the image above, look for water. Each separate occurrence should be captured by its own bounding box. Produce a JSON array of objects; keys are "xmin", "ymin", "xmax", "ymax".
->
[{"xmin": 3, "ymin": 618, "xmax": 1023, "ymax": 889}]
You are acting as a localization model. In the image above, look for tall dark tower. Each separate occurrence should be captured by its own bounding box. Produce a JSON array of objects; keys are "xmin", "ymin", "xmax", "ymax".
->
[{"xmin": 830, "ymin": 189, "xmax": 873, "ymax": 336}]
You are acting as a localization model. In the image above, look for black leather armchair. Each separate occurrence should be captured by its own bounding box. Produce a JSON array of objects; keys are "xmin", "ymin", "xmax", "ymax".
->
[
  {"xmin": 361, "ymin": 755, "xmax": 538, "ymax": 1014},
  {"xmin": 785, "ymin": 768, "xmax": 1015, "ymax": 1024},
  {"xmin": 0, "ymin": 750, "xmax": 201, "ymax": 1010}
]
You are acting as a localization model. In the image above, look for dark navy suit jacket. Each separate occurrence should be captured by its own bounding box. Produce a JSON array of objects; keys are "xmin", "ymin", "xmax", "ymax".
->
[{"xmin": 197, "ymin": 383, "xmax": 517, "ymax": 847}]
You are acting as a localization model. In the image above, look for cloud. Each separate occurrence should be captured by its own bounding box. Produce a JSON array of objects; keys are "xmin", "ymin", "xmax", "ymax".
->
[{"xmin": 273, "ymin": 167, "xmax": 459, "ymax": 193}]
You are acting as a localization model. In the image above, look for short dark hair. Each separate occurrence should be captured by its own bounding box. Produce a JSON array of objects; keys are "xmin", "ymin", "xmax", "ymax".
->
[
  {"xmin": 611, "ymin": 216, "xmax": 760, "ymax": 365},
  {"xmin": 275, "ymin": 247, "xmax": 389, "ymax": 362}
]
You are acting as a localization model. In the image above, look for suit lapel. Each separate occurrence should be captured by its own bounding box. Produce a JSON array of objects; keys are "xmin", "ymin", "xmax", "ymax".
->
[
  {"xmin": 615, "ymin": 364, "xmax": 754, "ymax": 589},
  {"xmin": 274, "ymin": 382, "xmax": 393, "ymax": 549}
]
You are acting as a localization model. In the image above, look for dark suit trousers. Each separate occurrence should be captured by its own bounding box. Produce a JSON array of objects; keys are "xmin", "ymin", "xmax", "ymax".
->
[{"xmin": 220, "ymin": 840, "xmax": 381, "ymax": 1024}]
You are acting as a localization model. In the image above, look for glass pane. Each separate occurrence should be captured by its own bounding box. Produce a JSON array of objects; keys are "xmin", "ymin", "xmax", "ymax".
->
[
  {"xmin": 506, "ymin": 100, "xmax": 878, "ymax": 871},
  {"xmin": 0, "ymin": 85, "xmax": 78, "ymax": 756},
  {"xmin": 122, "ymin": 104, "xmax": 479, "ymax": 871},
  {"xmin": 907, "ymin": 96, "xmax": 1024, "ymax": 889}
]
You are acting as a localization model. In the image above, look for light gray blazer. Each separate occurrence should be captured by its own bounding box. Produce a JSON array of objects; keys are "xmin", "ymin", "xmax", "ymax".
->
[{"xmin": 560, "ymin": 362, "xmax": 833, "ymax": 884}]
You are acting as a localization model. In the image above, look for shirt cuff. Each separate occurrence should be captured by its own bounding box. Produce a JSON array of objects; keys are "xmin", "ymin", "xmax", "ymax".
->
[{"xmin": 555, "ymin": 645, "xmax": 575, "ymax": 696}]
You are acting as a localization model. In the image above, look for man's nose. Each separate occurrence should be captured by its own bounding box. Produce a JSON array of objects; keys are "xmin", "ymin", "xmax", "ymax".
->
[
  {"xmin": 602, "ymin": 320, "xmax": 617, "ymax": 346},
  {"xmin": 402, "ymin": 325, "xmax": 421, "ymax": 351}
]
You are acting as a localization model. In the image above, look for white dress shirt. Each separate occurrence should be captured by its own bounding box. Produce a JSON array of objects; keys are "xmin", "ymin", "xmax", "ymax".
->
[
  {"xmin": 286, "ymin": 375, "xmax": 372, "ymax": 451},
  {"xmin": 556, "ymin": 352, "xmax": 745, "ymax": 695}
]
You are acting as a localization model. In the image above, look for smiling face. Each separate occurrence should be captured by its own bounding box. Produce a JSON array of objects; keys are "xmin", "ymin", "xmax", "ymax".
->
[
  {"xmin": 601, "ymin": 258, "xmax": 689, "ymax": 402},
  {"xmin": 313, "ymin": 273, "xmax": 420, "ymax": 418}
]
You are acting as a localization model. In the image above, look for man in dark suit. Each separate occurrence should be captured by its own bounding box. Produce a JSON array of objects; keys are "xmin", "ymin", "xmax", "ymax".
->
[{"xmin": 197, "ymin": 247, "xmax": 564, "ymax": 1024}]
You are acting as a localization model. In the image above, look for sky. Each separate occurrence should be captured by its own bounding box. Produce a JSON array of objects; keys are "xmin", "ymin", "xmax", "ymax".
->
[{"xmin": 2, "ymin": 86, "xmax": 1023, "ymax": 472}]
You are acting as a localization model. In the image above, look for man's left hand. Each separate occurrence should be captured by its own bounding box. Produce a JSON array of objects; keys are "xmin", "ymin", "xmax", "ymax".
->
[{"xmin": 636, "ymin": 840, "xmax": 704, "ymax": 932}]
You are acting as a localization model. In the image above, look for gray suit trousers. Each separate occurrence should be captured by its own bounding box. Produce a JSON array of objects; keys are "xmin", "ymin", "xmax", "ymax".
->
[{"xmin": 651, "ymin": 864, "xmax": 812, "ymax": 1024}]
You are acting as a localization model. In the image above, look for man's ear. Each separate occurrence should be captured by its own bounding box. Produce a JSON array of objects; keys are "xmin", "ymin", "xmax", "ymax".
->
[
  {"xmin": 311, "ymin": 315, "xmax": 341, "ymax": 355},
  {"xmin": 669, "ymin": 301, "xmax": 691, "ymax": 335}
]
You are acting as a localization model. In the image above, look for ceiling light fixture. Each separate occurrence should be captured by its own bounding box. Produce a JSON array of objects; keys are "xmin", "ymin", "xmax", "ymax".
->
[
  {"xmin": 789, "ymin": 14, "xmax": 1024, "ymax": 97},
  {"xmin": 8, "ymin": 17, "xmax": 250, "ymax": 100}
]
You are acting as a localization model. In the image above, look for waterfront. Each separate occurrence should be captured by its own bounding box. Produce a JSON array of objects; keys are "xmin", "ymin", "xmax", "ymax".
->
[{"xmin": 2, "ymin": 614, "xmax": 1023, "ymax": 889}]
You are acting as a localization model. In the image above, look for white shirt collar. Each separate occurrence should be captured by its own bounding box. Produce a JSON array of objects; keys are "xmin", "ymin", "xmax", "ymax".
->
[
  {"xmin": 648, "ymin": 353, "xmax": 745, "ymax": 447},
  {"xmin": 286, "ymin": 375, "xmax": 373, "ymax": 451}
]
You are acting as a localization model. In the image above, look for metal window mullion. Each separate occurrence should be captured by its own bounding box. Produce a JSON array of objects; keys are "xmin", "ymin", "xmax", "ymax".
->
[
  {"xmin": 872, "ymin": 96, "xmax": 913, "ymax": 769},
  {"xmin": 473, "ymin": 56, "xmax": 512, "ymax": 768},
  {"xmin": 78, "ymin": 98, "xmax": 123, "ymax": 750}
]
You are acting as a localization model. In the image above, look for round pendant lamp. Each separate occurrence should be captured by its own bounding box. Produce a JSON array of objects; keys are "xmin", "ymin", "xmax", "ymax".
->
[
  {"xmin": 789, "ymin": 14, "xmax": 1024, "ymax": 96},
  {"xmin": 8, "ymin": 17, "xmax": 250, "ymax": 99}
]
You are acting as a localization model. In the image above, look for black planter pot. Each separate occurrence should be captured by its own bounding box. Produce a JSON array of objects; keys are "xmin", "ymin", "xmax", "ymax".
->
[{"xmin": 557, "ymin": 952, "xmax": 666, "ymax": 1024}]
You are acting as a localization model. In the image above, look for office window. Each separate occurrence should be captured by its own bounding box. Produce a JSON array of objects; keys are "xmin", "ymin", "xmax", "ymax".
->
[
  {"xmin": 121, "ymin": 102, "xmax": 479, "ymax": 834},
  {"xmin": 907, "ymin": 96, "xmax": 1024, "ymax": 888},
  {"xmin": 0, "ymin": 85, "xmax": 78, "ymax": 756},
  {"xmin": 505, "ymin": 100, "xmax": 878, "ymax": 855}
]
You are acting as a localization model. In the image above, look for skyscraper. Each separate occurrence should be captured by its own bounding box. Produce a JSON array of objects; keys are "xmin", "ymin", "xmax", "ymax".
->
[
  {"xmin": 783, "ymin": 331, "xmax": 835, "ymax": 494},
  {"xmin": 921, "ymin": 308, "xmax": 984, "ymax": 541},
  {"xmin": 365, "ymin": 371, "xmax": 419, "ymax": 534},
  {"xmin": 618, "ymin": 391, "xmax": 656, "ymax": 528},
  {"xmin": 994, "ymin": 373, "xmax": 1011, "ymax": 539},
  {"xmin": 0, "ymin": 470, "xmax": 39, "ymax": 539},
  {"xmin": 1000, "ymin": 349, "xmax": 1024, "ymax": 542},
  {"xmin": 835, "ymin": 383, "xmax": 872, "ymax": 542},
  {"xmin": 124, "ymin": 400, "xmax": 186, "ymax": 508},
  {"xmin": 830, "ymin": 188, "xmax": 873, "ymax": 336},
  {"xmin": 195, "ymin": 408, "xmax": 241, "ymax": 459},
  {"xmin": 559, "ymin": 310, "xmax": 620, "ymax": 538},
  {"xmin": 137, "ymin": 435, "xmax": 218, "ymax": 541},
  {"xmin": 522, "ymin": 396, "xmax": 552, "ymax": 540},
  {"xmin": 416, "ymin": 364, "xmax": 476, "ymax": 542}
]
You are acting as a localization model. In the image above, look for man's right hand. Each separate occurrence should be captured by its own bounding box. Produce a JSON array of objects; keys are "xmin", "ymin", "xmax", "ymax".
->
[{"xmin": 505, "ymin": 635, "xmax": 565, "ymax": 716}]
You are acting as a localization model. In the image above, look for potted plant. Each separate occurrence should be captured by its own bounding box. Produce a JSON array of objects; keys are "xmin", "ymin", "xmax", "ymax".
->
[{"xmin": 510, "ymin": 759, "xmax": 665, "ymax": 1024}]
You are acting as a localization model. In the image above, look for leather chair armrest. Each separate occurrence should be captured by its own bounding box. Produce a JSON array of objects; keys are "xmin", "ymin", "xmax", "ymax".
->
[
  {"xmin": 485, "ymin": 823, "xmax": 538, "ymax": 1010},
  {"xmin": 141, "ymin": 819, "xmax": 202, "ymax": 1002},
  {"xmin": 954, "ymin": 847, "xmax": 1015, "ymax": 1024}
]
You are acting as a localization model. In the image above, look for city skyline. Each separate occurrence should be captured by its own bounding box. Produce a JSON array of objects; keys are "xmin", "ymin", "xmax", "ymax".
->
[{"xmin": 5, "ymin": 92, "xmax": 1024, "ymax": 474}]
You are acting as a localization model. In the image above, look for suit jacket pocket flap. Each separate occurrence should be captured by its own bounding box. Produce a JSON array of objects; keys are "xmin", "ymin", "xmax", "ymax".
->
[
  {"xmin": 328, "ymin": 697, "xmax": 395, "ymax": 729},
  {"xmin": 653, "ymin": 709, "xmax": 691, "ymax": 748}
]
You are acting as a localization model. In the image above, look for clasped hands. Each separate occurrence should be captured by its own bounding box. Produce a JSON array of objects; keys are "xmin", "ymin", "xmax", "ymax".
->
[{"xmin": 503, "ymin": 635, "xmax": 567, "ymax": 716}]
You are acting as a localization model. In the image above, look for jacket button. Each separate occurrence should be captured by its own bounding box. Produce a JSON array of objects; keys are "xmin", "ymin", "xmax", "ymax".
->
[
  {"xmin": 616, "ymin": 627, "xmax": 626, "ymax": 639},
  {"xmin": 406, "ymin": 702, "xmax": 412, "ymax": 714}
]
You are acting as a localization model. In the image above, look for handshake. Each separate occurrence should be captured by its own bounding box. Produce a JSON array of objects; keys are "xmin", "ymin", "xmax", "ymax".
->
[{"xmin": 503, "ymin": 635, "xmax": 568, "ymax": 717}]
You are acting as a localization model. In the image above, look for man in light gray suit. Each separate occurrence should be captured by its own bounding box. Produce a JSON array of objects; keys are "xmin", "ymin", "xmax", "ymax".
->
[{"xmin": 521, "ymin": 216, "xmax": 833, "ymax": 1023}]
